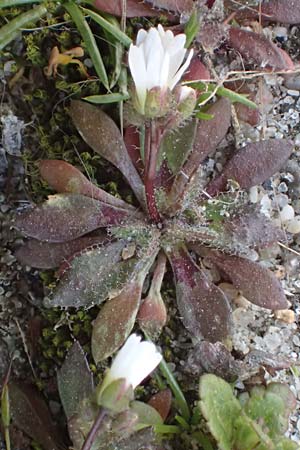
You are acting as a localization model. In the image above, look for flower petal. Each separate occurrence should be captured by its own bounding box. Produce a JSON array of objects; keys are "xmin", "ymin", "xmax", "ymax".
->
[
  {"xmin": 170, "ymin": 48, "xmax": 194, "ymax": 90},
  {"xmin": 128, "ymin": 45, "xmax": 147, "ymax": 111},
  {"xmin": 136, "ymin": 28, "xmax": 148, "ymax": 46}
]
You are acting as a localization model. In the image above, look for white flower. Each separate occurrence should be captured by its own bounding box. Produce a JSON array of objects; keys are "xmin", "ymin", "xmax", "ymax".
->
[
  {"xmin": 128, "ymin": 24, "xmax": 194, "ymax": 114},
  {"xmin": 101, "ymin": 334, "xmax": 162, "ymax": 393}
]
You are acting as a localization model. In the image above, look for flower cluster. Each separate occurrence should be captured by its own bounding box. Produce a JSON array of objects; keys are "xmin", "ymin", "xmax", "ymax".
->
[{"xmin": 128, "ymin": 24, "xmax": 194, "ymax": 117}]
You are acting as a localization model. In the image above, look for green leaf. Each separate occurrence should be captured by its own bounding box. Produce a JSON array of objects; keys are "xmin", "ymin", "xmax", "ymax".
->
[
  {"xmin": 84, "ymin": 93, "xmax": 129, "ymax": 104},
  {"xmin": 199, "ymin": 374, "xmax": 242, "ymax": 450},
  {"xmin": 184, "ymin": 9, "xmax": 200, "ymax": 48},
  {"xmin": 158, "ymin": 119, "xmax": 197, "ymax": 174},
  {"xmin": 195, "ymin": 111, "xmax": 214, "ymax": 120},
  {"xmin": 130, "ymin": 401, "xmax": 163, "ymax": 430},
  {"xmin": 64, "ymin": 2, "xmax": 109, "ymax": 90},
  {"xmin": 275, "ymin": 438, "xmax": 299, "ymax": 450},
  {"xmin": 190, "ymin": 81, "xmax": 258, "ymax": 109},
  {"xmin": 0, "ymin": 0, "xmax": 44, "ymax": 7},
  {"xmin": 9, "ymin": 383, "xmax": 64, "ymax": 450},
  {"xmin": 57, "ymin": 341, "xmax": 94, "ymax": 420},
  {"xmin": 243, "ymin": 384, "xmax": 296, "ymax": 439},
  {"xmin": 81, "ymin": 7, "xmax": 132, "ymax": 47},
  {"xmin": 0, "ymin": 4, "xmax": 47, "ymax": 51}
]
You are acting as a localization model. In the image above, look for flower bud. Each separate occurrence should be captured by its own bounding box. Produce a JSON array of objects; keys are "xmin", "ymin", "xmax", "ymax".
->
[
  {"xmin": 138, "ymin": 290, "xmax": 167, "ymax": 340},
  {"xmin": 176, "ymin": 86, "xmax": 197, "ymax": 120}
]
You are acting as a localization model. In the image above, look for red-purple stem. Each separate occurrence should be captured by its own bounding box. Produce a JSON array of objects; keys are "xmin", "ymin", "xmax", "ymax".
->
[
  {"xmin": 144, "ymin": 121, "xmax": 163, "ymax": 223},
  {"xmin": 80, "ymin": 408, "xmax": 107, "ymax": 450}
]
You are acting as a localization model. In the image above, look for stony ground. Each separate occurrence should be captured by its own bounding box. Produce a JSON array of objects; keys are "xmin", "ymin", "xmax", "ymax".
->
[{"xmin": 1, "ymin": 6, "xmax": 300, "ymax": 449}]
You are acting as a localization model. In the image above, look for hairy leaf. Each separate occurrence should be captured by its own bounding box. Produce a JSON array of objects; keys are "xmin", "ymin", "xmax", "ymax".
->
[
  {"xmin": 130, "ymin": 401, "xmax": 163, "ymax": 429},
  {"xmin": 92, "ymin": 0, "xmax": 162, "ymax": 17},
  {"xmin": 207, "ymin": 251, "xmax": 288, "ymax": 310},
  {"xmin": 221, "ymin": 206, "xmax": 285, "ymax": 250},
  {"xmin": 108, "ymin": 429, "xmax": 162, "ymax": 450},
  {"xmin": 15, "ymin": 194, "xmax": 140, "ymax": 243},
  {"xmin": 9, "ymin": 383, "xmax": 64, "ymax": 450},
  {"xmin": 145, "ymin": 0, "xmax": 193, "ymax": 14},
  {"xmin": 69, "ymin": 101, "xmax": 146, "ymax": 207},
  {"xmin": 206, "ymin": 139, "xmax": 293, "ymax": 196},
  {"xmin": 92, "ymin": 280, "xmax": 142, "ymax": 363},
  {"xmin": 68, "ymin": 397, "xmax": 102, "ymax": 450},
  {"xmin": 234, "ymin": 0, "xmax": 300, "ymax": 25},
  {"xmin": 166, "ymin": 245, "xmax": 231, "ymax": 342},
  {"xmin": 187, "ymin": 341, "xmax": 239, "ymax": 381},
  {"xmin": 91, "ymin": 253, "xmax": 157, "ymax": 362},
  {"xmin": 57, "ymin": 341, "xmax": 94, "ymax": 420},
  {"xmin": 168, "ymin": 98, "xmax": 231, "ymax": 211},
  {"xmin": 15, "ymin": 235, "xmax": 106, "ymax": 269},
  {"xmin": 199, "ymin": 374, "xmax": 241, "ymax": 450},
  {"xmin": 39, "ymin": 160, "xmax": 136, "ymax": 210},
  {"xmin": 228, "ymin": 27, "xmax": 294, "ymax": 70},
  {"xmin": 46, "ymin": 230, "xmax": 159, "ymax": 309},
  {"xmin": 159, "ymin": 119, "xmax": 197, "ymax": 175},
  {"xmin": 243, "ymin": 383, "xmax": 296, "ymax": 438}
]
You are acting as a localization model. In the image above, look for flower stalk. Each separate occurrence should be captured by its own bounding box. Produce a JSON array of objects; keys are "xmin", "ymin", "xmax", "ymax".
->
[
  {"xmin": 144, "ymin": 120, "xmax": 164, "ymax": 223},
  {"xmin": 80, "ymin": 408, "xmax": 107, "ymax": 450}
]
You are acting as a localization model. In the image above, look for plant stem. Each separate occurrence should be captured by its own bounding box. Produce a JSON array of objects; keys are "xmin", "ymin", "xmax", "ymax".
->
[
  {"xmin": 158, "ymin": 357, "xmax": 190, "ymax": 422},
  {"xmin": 80, "ymin": 408, "xmax": 107, "ymax": 450},
  {"xmin": 144, "ymin": 121, "xmax": 162, "ymax": 223}
]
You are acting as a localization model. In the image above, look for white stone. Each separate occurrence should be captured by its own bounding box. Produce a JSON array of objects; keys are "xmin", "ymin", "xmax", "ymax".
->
[
  {"xmin": 280, "ymin": 204, "xmax": 295, "ymax": 222},
  {"xmin": 286, "ymin": 217, "xmax": 300, "ymax": 234}
]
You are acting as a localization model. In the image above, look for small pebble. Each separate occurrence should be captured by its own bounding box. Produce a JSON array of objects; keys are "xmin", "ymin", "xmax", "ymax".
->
[
  {"xmin": 286, "ymin": 217, "xmax": 300, "ymax": 234},
  {"xmin": 275, "ymin": 309, "xmax": 295, "ymax": 324},
  {"xmin": 280, "ymin": 204, "xmax": 295, "ymax": 222}
]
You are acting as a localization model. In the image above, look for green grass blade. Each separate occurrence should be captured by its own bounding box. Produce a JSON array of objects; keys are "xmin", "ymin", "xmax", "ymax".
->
[
  {"xmin": 81, "ymin": 7, "xmax": 132, "ymax": 47},
  {"xmin": 216, "ymin": 86, "xmax": 257, "ymax": 109},
  {"xmin": 64, "ymin": 1, "xmax": 109, "ymax": 90},
  {"xmin": 184, "ymin": 9, "xmax": 200, "ymax": 48},
  {"xmin": 0, "ymin": 0, "xmax": 44, "ymax": 7},
  {"xmin": 0, "ymin": 4, "xmax": 47, "ymax": 51},
  {"xmin": 84, "ymin": 93, "xmax": 129, "ymax": 103}
]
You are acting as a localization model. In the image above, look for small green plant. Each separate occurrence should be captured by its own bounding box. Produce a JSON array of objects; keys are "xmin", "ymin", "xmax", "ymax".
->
[{"xmin": 199, "ymin": 374, "xmax": 298, "ymax": 450}]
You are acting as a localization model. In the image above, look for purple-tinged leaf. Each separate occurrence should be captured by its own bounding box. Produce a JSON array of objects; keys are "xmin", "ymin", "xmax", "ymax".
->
[
  {"xmin": 228, "ymin": 27, "xmax": 294, "ymax": 71},
  {"xmin": 69, "ymin": 101, "xmax": 146, "ymax": 208},
  {"xmin": 166, "ymin": 245, "xmax": 231, "ymax": 342},
  {"xmin": 114, "ymin": 429, "xmax": 163, "ymax": 450},
  {"xmin": 167, "ymin": 98, "xmax": 231, "ymax": 212},
  {"xmin": 92, "ymin": 280, "xmax": 142, "ymax": 363},
  {"xmin": 233, "ymin": 0, "xmax": 300, "ymax": 25},
  {"xmin": 57, "ymin": 341, "xmax": 94, "ymax": 420},
  {"xmin": 207, "ymin": 250, "xmax": 288, "ymax": 310},
  {"xmin": 91, "ymin": 242, "xmax": 159, "ymax": 361},
  {"xmin": 186, "ymin": 341, "xmax": 239, "ymax": 381},
  {"xmin": 206, "ymin": 139, "xmax": 293, "ymax": 197},
  {"xmin": 9, "ymin": 382, "xmax": 65, "ymax": 450},
  {"xmin": 221, "ymin": 206, "xmax": 285, "ymax": 250},
  {"xmin": 91, "ymin": 254, "xmax": 156, "ymax": 362},
  {"xmin": 46, "ymin": 230, "xmax": 160, "ymax": 309},
  {"xmin": 145, "ymin": 0, "xmax": 193, "ymax": 14},
  {"xmin": 39, "ymin": 160, "xmax": 136, "ymax": 210},
  {"xmin": 183, "ymin": 56, "xmax": 210, "ymax": 82},
  {"xmin": 148, "ymin": 389, "xmax": 172, "ymax": 421},
  {"xmin": 14, "ymin": 194, "xmax": 142, "ymax": 243},
  {"xmin": 15, "ymin": 235, "xmax": 107, "ymax": 269},
  {"xmin": 93, "ymin": 0, "xmax": 163, "ymax": 17}
]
